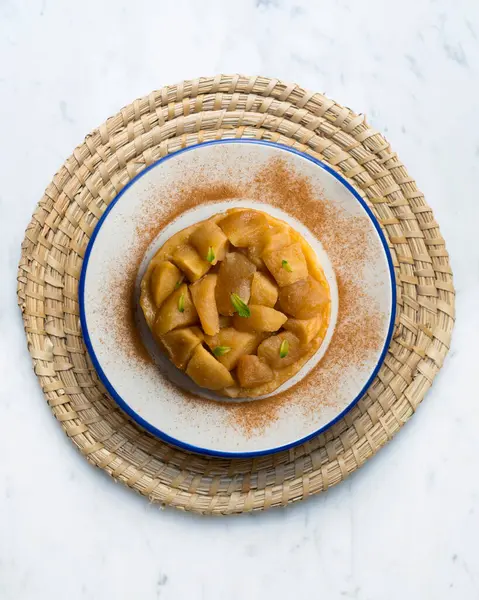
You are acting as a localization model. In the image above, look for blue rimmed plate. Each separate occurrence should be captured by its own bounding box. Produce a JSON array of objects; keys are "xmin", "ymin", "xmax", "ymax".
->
[{"xmin": 79, "ymin": 140, "xmax": 395, "ymax": 457}]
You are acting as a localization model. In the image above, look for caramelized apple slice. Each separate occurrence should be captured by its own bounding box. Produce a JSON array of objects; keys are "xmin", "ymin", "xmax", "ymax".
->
[
  {"xmin": 204, "ymin": 327, "xmax": 260, "ymax": 370},
  {"xmin": 153, "ymin": 283, "xmax": 198, "ymax": 335},
  {"xmin": 190, "ymin": 274, "xmax": 220, "ymax": 336},
  {"xmin": 161, "ymin": 327, "xmax": 203, "ymax": 369},
  {"xmin": 215, "ymin": 252, "xmax": 256, "ymax": 316},
  {"xmin": 171, "ymin": 244, "xmax": 211, "ymax": 282},
  {"xmin": 219, "ymin": 209, "xmax": 268, "ymax": 247},
  {"xmin": 263, "ymin": 224, "xmax": 291, "ymax": 252},
  {"xmin": 238, "ymin": 245, "xmax": 266, "ymax": 270},
  {"xmin": 150, "ymin": 261, "xmax": 181, "ymax": 308},
  {"xmin": 249, "ymin": 272, "xmax": 278, "ymax": 307},
  {"xmin": 262, "ymin": 242, "xmax": 308, "ymax": 287},
  {"xmin": 189, "ymin": 221, "xmax": 228, "ymax": 265},
  {"xmin": 257, "ymin": 331, "xmax": 306, "ymax": 369},
  {"xmin": 186, "ymin": 345, "xmax": 235, "ymax": 390},
  {"xmin": 233, "ymin": 305, "xmax": 287, "ymax": 333},
  {"xmin": 283, "ymin": 315, "xmax": 322, "ymax": 344},
  {"xmin": 236, "ymin": 355, "xmax": 274, "ymax": 388},
  {"xmin": 278, "ymin": 276, "xmax": 328, "ymax": 319}
]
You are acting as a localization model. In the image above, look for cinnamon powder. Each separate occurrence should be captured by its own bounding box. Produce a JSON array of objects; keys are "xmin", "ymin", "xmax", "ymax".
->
[
  {"xmin": 105, "ymin": 182, "xmax": 241, "ymax": 367},
  {"xmin": 105, "ymin": 156, "xmax": 385, "ymax": 439},
  {"xmin": 221, "ymin": 158, "xmax": 385, "ymax": 435}
]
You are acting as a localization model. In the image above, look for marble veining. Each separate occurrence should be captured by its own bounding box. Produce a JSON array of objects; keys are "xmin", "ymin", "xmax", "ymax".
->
[{"xmin": 1, "ymin": 0, "xmax": 478, "ymax": 598}]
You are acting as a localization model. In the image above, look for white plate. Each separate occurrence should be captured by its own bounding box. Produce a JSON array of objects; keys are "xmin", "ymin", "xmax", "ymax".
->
[{"xmin": 80, "ymin": 140, "xmax": 395, "ymax": 457}]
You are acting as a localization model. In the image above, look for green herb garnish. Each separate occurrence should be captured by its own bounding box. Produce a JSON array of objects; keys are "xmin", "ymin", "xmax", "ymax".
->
[
  {"xmin": 178, "ymin": 293, "xmax": 185, "ymax": 313},
  {"xmin": 213, "ymin": 346, "xmax": 232, "ymax": 357},
  {"xmin": 230, "ymin": 293, "xmax": 250, "ymax": 318},
  {"xmin": 175, "ymin": 276, "xmax": 185, "ymax": 290},
  {"xmin": 206, "ymin": 246, "xmax": 215, "ymax": 263},
  {"xmin": 282, "ymin": 259, "xmax": 293, "ymax": 272},
  {"xmin": 279, "ymin": 339, "xmax": 289, "ymax": 358}
]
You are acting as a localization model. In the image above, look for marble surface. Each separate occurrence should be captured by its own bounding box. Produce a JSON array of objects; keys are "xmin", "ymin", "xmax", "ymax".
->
[{"xmin": 1, "ymin": 0, "xmax": 478, "ymax": 598}]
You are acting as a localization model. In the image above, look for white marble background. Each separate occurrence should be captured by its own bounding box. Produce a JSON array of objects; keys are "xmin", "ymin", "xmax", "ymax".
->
[{"xmin": 1, "ymin": 0, "xmax": 478, "ymax": 598}]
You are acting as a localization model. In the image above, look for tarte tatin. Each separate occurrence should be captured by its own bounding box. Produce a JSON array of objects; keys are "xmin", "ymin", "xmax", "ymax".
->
[{"xmin": 140, "ymin": 208, "xmax": 331, "ymax": 398}]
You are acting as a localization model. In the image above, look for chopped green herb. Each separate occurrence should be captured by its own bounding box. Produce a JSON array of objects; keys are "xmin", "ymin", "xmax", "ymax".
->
[
  {"xmin": 178, "ymin": 293, "xmax": 185, "ymax": 313},
  {"xmin": 174, "ymin": 276, "xmax": 185, "ymax": 290},
  {"xmin": 206, "ymin": 246, "xmax": 215, "ymax": 263},
  {"xmin": 230, "ymin": 293, "xmax": 251, "ymax": 318},
  {"xmin": 279, "ymin": 339, "xmax": 289, "ymax": 358},
  {"xmin": 213, "ymin": 346, "xmax": 232, "ymax": 357},
  {"xmin": 282, "ymin": 259, "xmax": 293, "ymax": 272}
]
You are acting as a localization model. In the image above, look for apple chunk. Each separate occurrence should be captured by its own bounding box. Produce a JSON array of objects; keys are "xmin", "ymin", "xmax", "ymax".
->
[
  {"xmin": 249, "ymin": 272, "xmax": 278, "ymax": 307},
  {"xmin": 278, "ymin": 276, "xmax": 328, "ymax": 319},
  {"xmin": 186, "ymin": 345, "xmax": 235, "ymax": 390},
  {"xmin": 204, "ymin": 327, "xmax": 260, "ymax": 370},
  {"xmin": 150, "ymin": 261, "xmax": 181, "ymax": 308},
  {"xmin": 236, "ymin": 355, "xmax": 274, "ymax": 388},
  {"xmin": 153, "ymin": 283, "xmax": 198, "ymax": 335},
  {"xmin": 190, "ymin": 274, "xmax": 220, "ymax": 336},
  {"xmin": 262, "ymin": 224, "xmax": 291, "ymax": 252},
  {"xmin": 233, "ymin": 305, "xmax": 287, "ymax": 333},
  {"xmin": 189, "ymin": 221, "xmax": 228, "ymax": 265},
  {"xmin": 283, "ymin": 315, "xmax": 322, "ymax": 344},
  {"xmin": 257, "ymin": 331, "xmax": 306, "ymax": 369},
  {"xmin": 161, "ymin": 327, "xmax": 203, "ymax": 369},
  {"xmin": 262, "ymin": 242, "xmax": 308, "ymax": 287},
  {"xmin": 215, "ymin": 252, "xmax": 256, "ymax": 316},
  {"xmin": 219, "ymin": 210, "xmax": 268, "ymax": 247},
  {"xmin": 171, "ymin": 244, "xmax": 211, "ymax": 282}
]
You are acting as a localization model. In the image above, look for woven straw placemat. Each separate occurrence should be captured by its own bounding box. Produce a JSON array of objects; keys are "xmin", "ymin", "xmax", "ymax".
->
[{"xmin": 17, "ymin": 75, "xmax": 454, "ymax": 515}]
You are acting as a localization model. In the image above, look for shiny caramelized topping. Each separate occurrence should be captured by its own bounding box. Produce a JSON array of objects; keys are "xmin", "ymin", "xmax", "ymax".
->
[{"xmin": 140, "ymin": 208, "xmax": 331, "ymax": 397}]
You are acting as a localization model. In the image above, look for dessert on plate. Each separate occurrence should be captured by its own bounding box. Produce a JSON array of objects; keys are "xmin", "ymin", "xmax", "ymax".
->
[{"xmin": 140, "ymin": 207, "xmax": 331, "ymax": 398}]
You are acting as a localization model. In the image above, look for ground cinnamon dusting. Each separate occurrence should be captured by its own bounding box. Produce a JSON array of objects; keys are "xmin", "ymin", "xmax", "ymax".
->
[
  {"xmin": 135, "ymin": 182, "xmax": 239, "ymax": 253},
  {"xmin": 219, "ymin": 158, "xmax": 384, "ymax": 435},
  {"xmin": 104, "ymin": 240, "xmax": 152, "ymax": 364},
  {"xmin": 105, "ymin": 157, "xmax": 386, "ymax": 439},
  {"xmin": 222, "ymin": 396, "xmax": 282, "ymax": 435},
  {"xmin": 105, "ymin": 182, "xmax": 240, "ymax": 368}
]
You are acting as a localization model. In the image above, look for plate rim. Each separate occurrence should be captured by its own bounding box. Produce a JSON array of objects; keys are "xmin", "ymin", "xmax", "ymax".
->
[{"xmin": 79, "ymin": 139, "xmax": 397, "ymax": 458}]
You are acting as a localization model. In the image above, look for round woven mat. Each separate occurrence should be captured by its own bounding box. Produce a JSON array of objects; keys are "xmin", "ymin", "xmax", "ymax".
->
[{"xmin": 17, "ymin": 75, "xmax": 454, "ymax": 515}]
